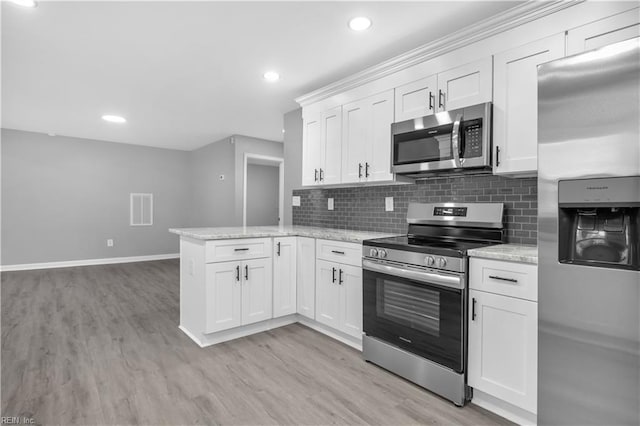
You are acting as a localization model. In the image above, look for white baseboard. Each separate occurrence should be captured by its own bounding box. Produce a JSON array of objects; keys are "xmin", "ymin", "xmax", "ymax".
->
[
  {"xmin": 180, "ymin": 315, "xmax": 298, "ymax": 348},
  {"xmin": 472, "ymin": 389, "xmax": 537, "ymax": 426},
  {"xmin": 0, "ymin": 253, "xmax": 180, "ymax": 272},
  {"xmin": 297, "ymin": 316, "xmax": 363, "ymax": 351}
]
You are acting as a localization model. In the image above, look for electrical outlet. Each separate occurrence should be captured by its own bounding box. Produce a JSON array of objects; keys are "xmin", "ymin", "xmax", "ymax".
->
[
  {"xmin": 328, "ymin": 198, "xmax": 334, "ymax": 211},
  {"xmin": 385, "ymin": 197, "xmax": 394, "ymax": 212},
  {"xmin": 107, "ymin": 239, "xmax": 114, "ymax": 247},
  {"xmin": 292, "ymin": 196, "xmax": 301, "ymax": 207}
]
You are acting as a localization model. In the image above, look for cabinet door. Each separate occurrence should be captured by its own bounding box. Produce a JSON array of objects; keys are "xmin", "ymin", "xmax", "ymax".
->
[
  {"xmin": 302, "ymin": 111, "xmax": 322, "ymax": 186},
  {"xmin": 394, "ymin": 75, "xmax": 437, "ymax": 122},
  {"xmin": 468, "ymin": 290, "xmax": 538, "ymax": 414},
  {"xmin": 315, "ymin": 259, "xmax": 341, "ymax": 330},
  {"xmin": 567, "ymin": 7, "xmax": 639, "ymax": 55},
  {"xmin": 241, "ymin": 258, "xmax": 273, "ymax": 325},
  {"xmin": 296, "ymin": 237, "xmax": 316, "ymax": 319},
  {"xmin": 366, "ymin": 90, "xmax": 394, "ymax": 182},
  {"xmin": 436, "ymin": 57, "xmax": 492, "ymax": 111},
  {"xmin": 493, "ymin": 33, "xmax": 565, "ymax": 176},
  {"xmin": 273, "ymin": 237, "xmax": 297, "ymax": 318},
  {"xmin": 205, "ymin": 262, "xmax": 242, "ymax": 333},
  {"xmin": 341, "ymin": 99, "xmax": 368, "ymax": 184},
  {"xmin": 339, "ymin": 264, "xmax": 363, "ymax": 339},
  {"xmin": 321, "ymin": 106, "xmax": 342, "ymax": 185}
]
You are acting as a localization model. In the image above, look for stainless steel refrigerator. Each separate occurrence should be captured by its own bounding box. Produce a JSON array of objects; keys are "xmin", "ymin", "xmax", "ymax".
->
[{"xmin": 537, "ymin": 38, "xmax": 640, "ymax": 425}]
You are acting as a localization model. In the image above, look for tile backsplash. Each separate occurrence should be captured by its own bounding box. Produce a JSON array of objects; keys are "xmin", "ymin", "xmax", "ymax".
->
[{"xmin": 292, "ymin": 174, "xmax": 537, "ymax": 245}]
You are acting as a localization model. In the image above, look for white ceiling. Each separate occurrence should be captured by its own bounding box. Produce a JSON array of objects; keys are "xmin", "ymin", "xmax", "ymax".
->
[{"xmin": 2, "ymin": 1, "xmax": 523, "ymax": 151}]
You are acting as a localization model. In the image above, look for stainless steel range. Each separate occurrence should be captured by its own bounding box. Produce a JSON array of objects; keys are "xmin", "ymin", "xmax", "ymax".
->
[{"xmin": 362, "ymin": 202, "xmax": 505, "ymax": 406}]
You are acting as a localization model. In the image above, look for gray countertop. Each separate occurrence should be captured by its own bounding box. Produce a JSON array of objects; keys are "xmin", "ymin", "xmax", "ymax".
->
[
  {"xmin": 468, "ymin": 244, "xmax": 538, "ymax": 264},
  {"xmin": 169, "ymin": 225, "xmax": 399, "ymax": 244}
]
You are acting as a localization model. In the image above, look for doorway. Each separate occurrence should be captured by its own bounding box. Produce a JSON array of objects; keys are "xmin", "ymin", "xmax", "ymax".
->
[{"xmin": 243, "ymin": 154, "xmax": 283, "ymax": 226}]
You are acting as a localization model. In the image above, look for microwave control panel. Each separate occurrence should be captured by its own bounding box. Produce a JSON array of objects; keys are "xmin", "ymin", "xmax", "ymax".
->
[{"xmin": 463, "ymin": 119, "xmax": 483, "ymax": 158}]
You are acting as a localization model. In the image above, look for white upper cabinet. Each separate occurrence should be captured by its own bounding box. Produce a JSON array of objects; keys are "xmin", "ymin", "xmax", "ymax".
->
[
  {"xmin": 302, "ymin": 107, "xmax": 342, "ymax": 186},
  {"xmin": 302, "ymin": 111, "xmax": 322, "ymax": 186},
  {"xmin": 567, "ymin": 7, "xmax": 640, "ymax": 55},
  {"xmin": 436, "ymin": 57, "xmax": 493, "ymax": 111},
  {"xmin": 341, "ymin": 90, "xmax": 394, "ymax": 184},
  {"xmin": 394, "ymin": 58, "xmax": 492, "ymax": 122},
  {"xmin": 321, "ymin": 107, "xmax": 342, "ymax": 185},
  {"xmin": 394, "ymin": 75, "xmax": 437, "ymax": 122},
  {"xmin": 493, "ymin": 33, "xmax": 565, "ymax": 176}
]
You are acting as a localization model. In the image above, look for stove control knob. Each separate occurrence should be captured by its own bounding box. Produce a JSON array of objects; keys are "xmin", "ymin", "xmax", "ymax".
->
[
  {"xmin": 378, "ymin": 249, "xmax": 387, "ymax": 259},
  {"xmin": 369, "ymin": 248, "xmax": 378, "ymax": 257},
  {"xmin": 437, "ymin": 257, "xmax": 447, "ymax": 268},
  {"xmin": 425, "ymin": 256, "xmax": 435, "ymax": 266}
]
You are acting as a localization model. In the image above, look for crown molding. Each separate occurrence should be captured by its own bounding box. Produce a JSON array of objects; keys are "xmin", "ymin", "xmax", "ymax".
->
[{"xmin": 295, "ymin": 0, "xmax": 582, "ymax": 107}]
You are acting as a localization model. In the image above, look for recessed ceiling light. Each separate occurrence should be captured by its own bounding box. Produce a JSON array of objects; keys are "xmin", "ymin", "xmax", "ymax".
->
[
  {"xmin": 263, "ymin": 71, "xmax": 280, "ymax": 82},
  {"xmin": 349, "ymin": 17, "xmax": 372, "ymax": 31},
  {"xmin": 102, "ymin": 115, "xmax": 127, "ymax": 123},
  {"xmin": 10, "ymin": 0, "xmax": 38, "ymax": 8}
]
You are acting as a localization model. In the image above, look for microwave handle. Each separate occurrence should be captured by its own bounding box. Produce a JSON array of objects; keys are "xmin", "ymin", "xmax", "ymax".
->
[{"xmin": 452, "ymin": 114, "xmax": 464, "ymax": 168}]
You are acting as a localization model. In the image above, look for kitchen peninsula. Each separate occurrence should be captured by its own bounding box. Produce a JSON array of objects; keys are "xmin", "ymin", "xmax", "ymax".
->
[{"xmin": 169, "ymin": 225, "xmax": 397, "ymax": 348}]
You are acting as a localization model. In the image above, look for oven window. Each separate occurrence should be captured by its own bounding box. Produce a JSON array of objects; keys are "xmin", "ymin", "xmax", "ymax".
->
[
  {"xmin": 377, "ymin": 279, "xmax": 440, "ymax": 336},
  {"xmin": 363, "ymin": 269, "xmax": 464, "ymax": 372},
  {"xmin": 393, "ymin": 124, "xmax": 453, "ymax": 164}
]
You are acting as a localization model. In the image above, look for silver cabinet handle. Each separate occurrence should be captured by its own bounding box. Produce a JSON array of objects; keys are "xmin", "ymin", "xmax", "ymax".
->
[
  {"xmin": 234, "ymin": 248, "xmax": 249, "ymax": 252},
  {"xmin": 244, "ymin": 265, "xmax": 249, "ymax": 281},
  {"xmin": 236, "ymin": 265, "xmax": 240, "ymax": 282},
  {"xmin": 495, "ymin": 146, "xmax": 501, "ymax": 168},
  {"xmin": 488, "ymin": 275, "xmax": 518, "ymax": 283},
  {"xmin": 365, "ymin": 162, "xmax": 370, "ymax": 178},
  {"xmin": 358, "ymin": 163, "xmax": 363, "ymax": 178},
  {"xmin": 331, "ymin": 250, "xmax": 345, "ymax": 255},
  {"xmin": 428, "ymin": 91, "xmax": 434, "ymax": 110},
  {"xmin": 319, "ymin": 168, "xmax": 324, "ymax": 181},
  {"xmin": 276, "ymin": 242, "xmax": 281, "ymax": 256},
  {"xmin": 332, "ymin": 267, "xmax": 337, "ymax": 283},
  {"xmin": 314, "ymin": 169, "xmax": 319, "ymax": 182},
  {"xmin": 338, "ymin": 268, "xmax": 344, "ymax": 285},
  {"xmin": 452, "ymin": 114, "xmax": 463, "ymax": 168},
  {"xmin": 438, "ymin": 89, "xmax": 445, "ymax": 109}
]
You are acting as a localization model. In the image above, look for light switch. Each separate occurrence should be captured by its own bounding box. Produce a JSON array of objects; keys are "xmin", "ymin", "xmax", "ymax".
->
[
  {"xmin": 328, "ymin": 198, "xmax": 334, "ymax": 211},
  {"xmin": 292, "ymin": 196, "xmax": 301, "ymax": 207},
  {"xmin": 385, "ymin": 197, "xmax": 394, "ymax": 212}
]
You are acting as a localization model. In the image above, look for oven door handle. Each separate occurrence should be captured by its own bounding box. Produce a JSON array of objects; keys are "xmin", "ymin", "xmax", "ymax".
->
[
  {"xmin": 452, "ymin": 113, "xmax": 464, "ymax": 168},
  {"xmin": 362, "ymin": 259, "xmax": 464, "ymax": 290}
]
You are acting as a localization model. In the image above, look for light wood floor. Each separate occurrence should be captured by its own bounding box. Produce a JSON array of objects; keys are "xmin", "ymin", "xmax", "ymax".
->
[{"xmin": 2, "ymin": 260, "xmax": 511, "ymax": 425}]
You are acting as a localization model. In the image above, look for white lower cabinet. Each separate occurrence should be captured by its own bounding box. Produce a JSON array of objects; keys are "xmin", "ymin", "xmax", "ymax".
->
[
  {"xmin": 273, "ymin": 237, "xmax": 297, "ymax": 318},
  {"xmin": 468, "ymin": 257, "xmax": 538, "ymax": 417},
  {"xmin": 468, "ymin": 289, "xmax": 538, "ymax": 413},
  {"xmin": 296, "ymin": 237, "xmax": 316, "ymax": 319},
  {"xmin": 206, "ymin": 257, "xmax": 273, "ymax": 333},
  {"xmin": 315, "ymin": 259, "xmax": 363, "ymax": 339}
]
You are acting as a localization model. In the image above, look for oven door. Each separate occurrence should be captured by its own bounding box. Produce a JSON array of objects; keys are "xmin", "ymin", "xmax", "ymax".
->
[{"xmin": 363, "ymin": 259, "xmax": 466, "ymax": 373}]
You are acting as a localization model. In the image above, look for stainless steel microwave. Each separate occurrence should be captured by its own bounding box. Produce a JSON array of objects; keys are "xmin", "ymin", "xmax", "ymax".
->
[{"xmin": 391, "ymin": 102, "xmax": 492, "ymax": 176}]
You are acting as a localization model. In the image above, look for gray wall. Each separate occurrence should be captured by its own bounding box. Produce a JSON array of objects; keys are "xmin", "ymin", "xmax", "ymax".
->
[
  {"xmin": 189, "ymin": 137, "xmax": 236, "ymax": 227},
  {"xmin": 246, "ymin": 164, "xmax": 279, "ymax": 226},
  {"xmin": 283, "ymin": 108, "xmax": 303, "ymax": 225},
  {"xmin": 1, "ymin": 129, "xmax": 191, "ymax": 265}
]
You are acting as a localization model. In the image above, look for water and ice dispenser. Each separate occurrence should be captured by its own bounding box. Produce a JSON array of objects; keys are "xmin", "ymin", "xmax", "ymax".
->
[{"xmin": 558, "ymin": 176, "xmax": 639, "ymax": 270}]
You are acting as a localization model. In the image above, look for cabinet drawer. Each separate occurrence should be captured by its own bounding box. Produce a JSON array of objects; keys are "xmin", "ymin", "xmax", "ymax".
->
[
  {"xmin": 206, "ymin": 238, "xmax": 272, "ymax": 263},
  {"xmin": 316, "ymin": 239, "xmax": 361, "ymax": 267},
  {"xmin": 469, "ymin": 258, "xmax": 537, "ymax": 302}
]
